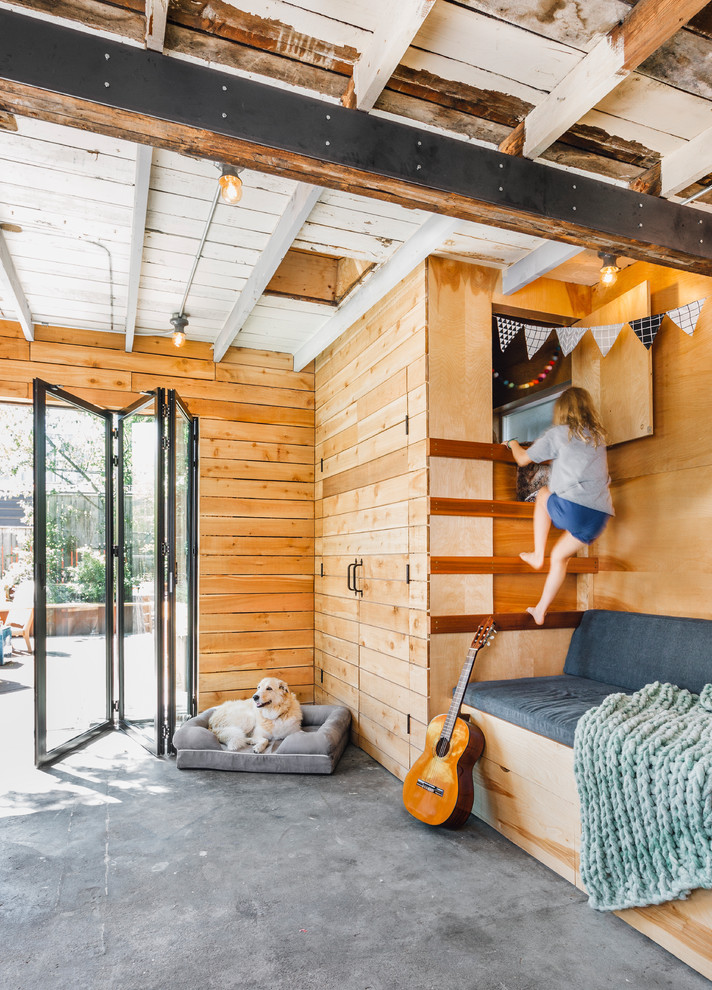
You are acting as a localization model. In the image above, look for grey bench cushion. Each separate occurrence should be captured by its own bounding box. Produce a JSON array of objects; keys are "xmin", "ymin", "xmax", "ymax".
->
[
  {"xmin": 463, "ymin": 674, "xmax": 624, "ymax": 747},
  {"xmin": 173, "ymin": 704, "xmax": 351, "ymax": 774},
  {"xmin": 564, "ymin": 609, "xmax": 712, "ymax": 695}
]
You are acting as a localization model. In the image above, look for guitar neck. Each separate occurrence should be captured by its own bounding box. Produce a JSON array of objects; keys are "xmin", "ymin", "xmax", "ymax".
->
[{"xmin": 442, "ymin": 646, "xmax": 478, "ymax": 739}]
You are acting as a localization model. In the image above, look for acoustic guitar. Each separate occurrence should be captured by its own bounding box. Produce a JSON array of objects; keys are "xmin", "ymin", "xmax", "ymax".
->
[{"xmin": 402, "ymin": 617, "xmax": 496, "ymax": 828}]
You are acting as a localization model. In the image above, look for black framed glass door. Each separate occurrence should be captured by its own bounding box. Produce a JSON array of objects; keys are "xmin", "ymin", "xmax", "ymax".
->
[
  {"xmin": 33, "ymin": 380, "xmax": 113, "ymax": 766},
  {"xmin": 117, "ymin": 392, "xmax": 164, "ymax": 754},
  {"xmin": 33, "ymin": 381, "xmax": 198, "ymax": 766}
]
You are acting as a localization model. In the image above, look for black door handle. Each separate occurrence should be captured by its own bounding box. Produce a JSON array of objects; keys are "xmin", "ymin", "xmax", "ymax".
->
[
  {"xmin": 347, "ymin": 560, "xmax": 355, "ymax": 592},
  {"xmin": 354, "ymin": 559, "xmax": 364, "ymax": 597}
]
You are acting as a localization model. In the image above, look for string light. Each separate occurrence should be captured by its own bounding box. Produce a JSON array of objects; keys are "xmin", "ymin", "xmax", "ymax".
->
[
  {"xmin": 598, "ymin": 251, "xmax": 620, "ymax": 286},
  {"xmin": 493, "ymin": 345, "xmax": 561, "ymax": 390}
]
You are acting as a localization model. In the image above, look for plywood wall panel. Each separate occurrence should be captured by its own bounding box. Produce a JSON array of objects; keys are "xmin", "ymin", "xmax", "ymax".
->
[{"xmin": 0, "ymin": 320, "xmax": 315, "ymax": 708}]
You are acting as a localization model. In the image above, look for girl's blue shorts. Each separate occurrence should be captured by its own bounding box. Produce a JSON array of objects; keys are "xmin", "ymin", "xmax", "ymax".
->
[{"xmin": 546, "ymin": 492, "xmax": 610, "ymax": 544}]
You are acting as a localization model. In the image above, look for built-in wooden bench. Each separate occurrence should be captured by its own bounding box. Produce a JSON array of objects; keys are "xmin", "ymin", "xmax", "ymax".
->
[{"xmin": 460, "ymin": 610, "xmax": 712, "ymax": 982}]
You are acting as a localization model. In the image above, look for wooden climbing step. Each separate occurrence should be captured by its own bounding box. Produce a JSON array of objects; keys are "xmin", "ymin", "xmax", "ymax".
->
[
  {"xmin": 431, "ymin": 497, "xmax": 534, "ymax": 519},
  {"xmin": 429, "ymin": 438, "xmax": 515, "ymax": 463},
  {"xmin": 430, "ymin": 611, "xmax": 584, "ymax": 634},
  {"xmin": 430, "ymin": 556, "xmax": 598, "ymax": 575}
]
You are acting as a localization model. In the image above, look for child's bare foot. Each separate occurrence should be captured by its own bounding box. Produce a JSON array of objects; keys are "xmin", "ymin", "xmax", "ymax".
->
[
  {"xmin": 526, "ymin": 605, "xmax": 546, "ymax": 626},
  {"xmin": 520, "ymin": 551, "xmax": 544, "ymax": 571}
]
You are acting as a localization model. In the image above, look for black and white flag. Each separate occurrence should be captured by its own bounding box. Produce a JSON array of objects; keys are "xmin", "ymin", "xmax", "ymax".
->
[
  {"xmin": 496, "ymin": 316, "xmax": 521, "ymax": 352},
  {"xmin": 665, "ymin": 298, "xmax": 706, "ymax": 336},
  {"xmin": 630, "ymin": 313, "xmax": 664, "ymax": 350}
]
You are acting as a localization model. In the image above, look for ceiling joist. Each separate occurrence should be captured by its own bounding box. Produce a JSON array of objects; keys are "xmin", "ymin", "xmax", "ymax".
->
[
  {"xmin": 212, "ymin": 183, "xmax": 323, "ymax": 363},
  {"xmin": 501, "ymin": 241, "xmax": 584, "ymax": 296},
  {"xmin": 499, "ymin": 0, "xmax": 711, "ymax": 161},
  {"xmin": 293, "ymin": 213, "xmax": 458, "ymax": 372},
  {"xmin": 124, "ymin": 143, "xmax": 152, "ymax": 352},
  {"xmin": 342, "ymin": 0, "xmax": 436, "ymax": 112},
  {"xmin": 0, "ymin": 229, "xmax": 34, "ymax": 341},
  {"xmin": 2, "ymin": 10, "xmax": 712, "ymax": 277}
]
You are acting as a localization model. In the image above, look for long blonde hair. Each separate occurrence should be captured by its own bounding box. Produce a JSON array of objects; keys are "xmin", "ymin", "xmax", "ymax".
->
[{"xmin": 553, "ymin": 386, "xmax": 607, "ymax": 447}]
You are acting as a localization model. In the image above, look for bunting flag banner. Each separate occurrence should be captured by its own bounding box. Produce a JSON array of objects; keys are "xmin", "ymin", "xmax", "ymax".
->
[
  {"xmin": 496, "ymin": 316, "xmax": 521, "ymax": 352},
  {"xmin": 557, "ymin": 325, "xmax": 587, "ymax": 356},
  {"xmin": 591, "ymin": 323, "xmax": 624, "ymax": 357},
  {"xmin": 524, "ymin": 323, "xmax": 553, "ymax": 359},
  {"xmin": 665, "ymin": 298, "xmax": 706, "ymax": 336},
  {"xmin": 630, "ymin": 313, "xmax": 664, "ymax": 350}
]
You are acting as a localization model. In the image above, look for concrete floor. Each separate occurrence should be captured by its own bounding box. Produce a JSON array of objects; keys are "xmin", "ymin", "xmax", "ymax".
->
[{"xmin": 1, "ymin": 655, "xmax": 710, "ymax": 990}]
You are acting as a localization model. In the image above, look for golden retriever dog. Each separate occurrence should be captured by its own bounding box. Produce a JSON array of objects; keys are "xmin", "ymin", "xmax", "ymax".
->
[{"xmin": 208, "ymin": 677, "xmax": 302, "ymax": 753}]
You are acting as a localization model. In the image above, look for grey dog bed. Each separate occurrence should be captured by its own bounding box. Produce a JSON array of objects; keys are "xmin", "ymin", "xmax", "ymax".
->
[{"xmin": 172, "ymin": 704, "xmax": 351, "ymax": 774}]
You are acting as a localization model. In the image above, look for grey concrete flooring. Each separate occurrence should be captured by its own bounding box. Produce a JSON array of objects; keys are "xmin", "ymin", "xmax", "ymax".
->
[{"xmin": 1, "ymin": 654, "xmax": 710, "ymax": 990}]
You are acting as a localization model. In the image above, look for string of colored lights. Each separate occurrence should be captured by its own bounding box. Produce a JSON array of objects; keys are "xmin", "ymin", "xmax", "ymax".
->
[{"xmin": 493, "ymin": 345, "xmax": 561, "ymax": 390}]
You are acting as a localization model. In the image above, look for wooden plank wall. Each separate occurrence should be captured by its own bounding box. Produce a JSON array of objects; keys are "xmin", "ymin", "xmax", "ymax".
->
[
  {"xmin": 584, "ymin": 263, "xmax": 712, "ymax": 618},
  {"xmin": 0, "ymin": 320, "xmax": 315, "ymax": 706},
  {"xmin": 314, "ymin": 264, "xmax": 428, "ymax": 781}
]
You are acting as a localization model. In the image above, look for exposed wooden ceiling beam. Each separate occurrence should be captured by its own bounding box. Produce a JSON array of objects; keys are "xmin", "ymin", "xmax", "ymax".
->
[
  {"xmin": 212, "ymin": 183, "xmax": 322, "ymax": 362},
  {"xmin": 145, "ymin": 0, "xmax": 168, "ymax": 53},
  {"xmin": 124, "ymin": 143, "xmax": 152, "ymax": 352},
  {"xmin": 0, "ymin": 229, "xmax": 33, "ymax": 341},
  {"xmin": 342, "ymin": 0, "xmax": 436, "ymax": 112},
  {"xmin": 501, "ymin": 241, "xmax": 584, "ymax": 296},
  {"xmin": 2, "ymin": 11, "xmax": 712, "ymax": 276},
  {"xmin": 499, "ymin": 0, "xmax": 710, "ymax": 161},
  {"xmin": 293, "ymin": 214, "xmax": 457, "ymax": 372}
]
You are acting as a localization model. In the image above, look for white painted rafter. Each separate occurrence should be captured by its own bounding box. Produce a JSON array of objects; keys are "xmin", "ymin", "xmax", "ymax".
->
[
  {"xmin": 292, "ymin": 213, "xmax": 458, "ymax": 372},
  {"xmin": 347, "ymin": 0, "xmax": 436, "ymax": 112},
  {"xmin": 0, "ymin": 229, "xmax": 33, "ymax": 341},
  {"xmin": 501, "ymin": 0, "xmax": 711, "ymax": 161},
  {"xmin": 501, "ymin": 241, "xmax": 584, "ymax": 295},
  {"xmin": 660, "ymin": 125, "xmax": 712, "ymax": 199},
  {"xmin": 125, "ymin": 143, "xmax": 152, "ymax": 352},
  {"xmin": 212, "ymin": 183, "xmax": 323, "ymax": 363},
  {"xmin": 145, "ymin": 0, "xmax": 169, "ymax": 53}
]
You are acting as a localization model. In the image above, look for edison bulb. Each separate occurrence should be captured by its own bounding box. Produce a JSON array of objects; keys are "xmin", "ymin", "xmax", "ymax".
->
[{"xmin": 219, "ymin": 171, "xmax": 243, "ymax": 205}]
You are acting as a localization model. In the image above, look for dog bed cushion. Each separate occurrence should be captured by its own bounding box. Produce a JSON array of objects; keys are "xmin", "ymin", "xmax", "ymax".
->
[{"xmin": 172, "ymin": 704, "xmax": 351, "ymax": 774}]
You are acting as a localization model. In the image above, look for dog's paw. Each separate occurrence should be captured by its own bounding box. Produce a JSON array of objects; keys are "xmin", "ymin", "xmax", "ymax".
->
[{"xmin": 252, "ymin": 739, "xmax": 269, "ymax": 754}]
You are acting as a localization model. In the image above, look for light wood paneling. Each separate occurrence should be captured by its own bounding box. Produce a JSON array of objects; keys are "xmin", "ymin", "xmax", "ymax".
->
[
  {"xmin": 0, "ymin": 319, "xmax": 314, "ymax": 707},
  {"xmin": 315, "ymin": 263, "xmax": 428, "ymax": 780},
  {"xmin": 572, "ymin": 282, "xmax": 653, "ymax": 446}
]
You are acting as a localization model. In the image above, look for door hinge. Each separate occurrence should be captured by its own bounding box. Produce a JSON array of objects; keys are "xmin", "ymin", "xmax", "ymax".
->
[
  {"xmin": 162, "ymin": 724, "xmax": 170, "ymax": 740},
  {"xmin": 162, "ymin": 403, "xmax": 169, "ymax": 418},
  {"xmin": 160, "ymin": 542, "xmax": 169, "ymax": 556},
  {"xmin": 111, "ymin": 545, "xmax": 120, "ymax": 558},
  {"xmin": 161, "ymin": 436, "xmax": 170, "ymax": 450},
  {"xmin": 112, "ymin": 700, "xmax": 120, "ymax": 713},
  {"xmin": 111, "ymin": 427, "xmax": 119, "ymax": 439},
  {"xmin": 111, "ymin": 454, "xmax": 119, "ymax": 467}
]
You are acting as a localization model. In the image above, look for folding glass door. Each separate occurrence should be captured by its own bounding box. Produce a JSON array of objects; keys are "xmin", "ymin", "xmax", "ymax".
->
[{"xmin": 33, "ymin": 381, "xmax": 198, "ymax": 766}]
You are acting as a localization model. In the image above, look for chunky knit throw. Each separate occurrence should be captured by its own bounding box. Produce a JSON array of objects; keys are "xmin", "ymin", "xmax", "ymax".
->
[{"xmin": 573, "ymin": 681, "xmax": 712, "ymax": 912}]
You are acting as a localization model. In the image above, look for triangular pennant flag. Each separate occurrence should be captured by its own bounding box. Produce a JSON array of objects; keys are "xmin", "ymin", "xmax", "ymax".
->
[
  {"xmin": 591, "ymin": 323, "xmax": 624, "ymax": 357},
  {"xmin": 630, "ymin": 313, "xmax": 664, "ymax": 350},
  {"xmin": 557, "ymin": 326, "xmax": 586, "ymax": 356},
  {"xmin": 496, "ymin": 316, "xmax": 521, "ymax": 352},
  {"xmin": 665, "ymin": 297, "xmax": 706, "ymax": 336},
  {"xmin": 524, "ymin": 323, "xmax": 553, "ymax": 359}
]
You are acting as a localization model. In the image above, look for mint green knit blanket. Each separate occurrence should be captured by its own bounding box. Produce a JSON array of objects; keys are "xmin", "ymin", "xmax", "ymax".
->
[{"xmin": 573, "ymin": 681, "xmax": 712, "ymax": 912}]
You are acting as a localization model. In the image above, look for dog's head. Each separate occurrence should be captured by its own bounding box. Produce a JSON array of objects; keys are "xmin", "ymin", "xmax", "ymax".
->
[{"xmin": 252, "ymin": 677, "xmax": 290, "ymax": 711}]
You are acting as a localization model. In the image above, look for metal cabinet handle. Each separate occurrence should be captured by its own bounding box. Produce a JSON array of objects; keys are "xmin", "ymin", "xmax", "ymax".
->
[
  {"xmin": 354, "ymin": 558, "xmax": 364, "ymax": 597},
  {"xmin": 347, "ymin": 560, "xmax": 355, "ymax": 591}
]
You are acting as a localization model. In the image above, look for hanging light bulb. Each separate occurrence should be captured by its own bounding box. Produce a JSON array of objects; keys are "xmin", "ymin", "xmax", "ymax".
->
[
  {"xmin": 218, "ymin": 164, "xmax": 243, "ymax": 205},
  {"xmin": 598, "ymin": 251, "xmax": 620, "ymax": 286},
  {"xmin": 170, "ymin": 312, "xmax": 188, "ymax": 348}
]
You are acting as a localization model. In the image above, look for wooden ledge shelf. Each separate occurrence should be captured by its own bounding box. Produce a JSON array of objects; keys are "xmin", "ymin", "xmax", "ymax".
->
[
  {"xmin": 431, "ymin": 497, "xmax": 534, "ymax": 519},
  {"xmin": 431, "ymin": 556, "xmax": 598, "ymax": 574},
  {"xmin": 431, "ymin": 611, "xmax": 583, "ymax": 634},
  {"xmin": 429, "ymin": 438, "xmax": 515, "ymax": 463}
]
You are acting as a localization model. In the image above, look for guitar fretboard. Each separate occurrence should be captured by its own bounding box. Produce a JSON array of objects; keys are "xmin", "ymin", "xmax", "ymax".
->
[{"xmin": 442, "ymin": 646, "xmax": 478, "ymax": 741}]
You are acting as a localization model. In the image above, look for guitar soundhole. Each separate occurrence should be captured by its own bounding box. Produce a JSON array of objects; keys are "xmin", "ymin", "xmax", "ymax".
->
[{"xmin": 435, "ymin": 737, "xmax": 450, "ymax": 758}]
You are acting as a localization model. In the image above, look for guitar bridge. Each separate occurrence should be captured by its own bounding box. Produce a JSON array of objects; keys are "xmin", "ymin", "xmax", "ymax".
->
[{"xmin": 416, "ymin": 778, "xmax": 444, "ymax": 797}]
